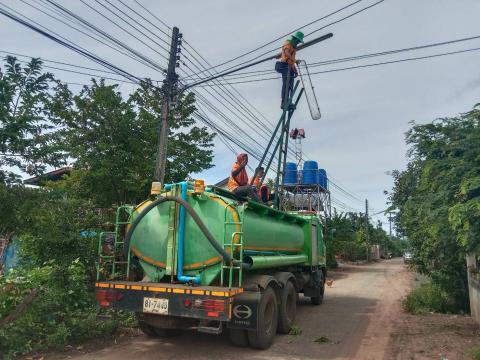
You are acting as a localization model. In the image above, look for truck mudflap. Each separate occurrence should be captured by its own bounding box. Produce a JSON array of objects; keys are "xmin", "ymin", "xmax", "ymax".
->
[
  {"xmin": 226, "ymin": 290, "xmax": 261, "ymax": 331},
  {"xmin": 95, "ymin": 281, "xmax": 243, "ymax": 323}
]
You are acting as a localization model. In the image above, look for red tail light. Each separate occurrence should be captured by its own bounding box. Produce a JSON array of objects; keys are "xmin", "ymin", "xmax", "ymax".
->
[
  {"xmin": 194, "ymin": 299, "xmax": 225, "ymax": 312},
  {"xmin": 96, "ymin": 289, "xmax": 122, "ymax": 308}
]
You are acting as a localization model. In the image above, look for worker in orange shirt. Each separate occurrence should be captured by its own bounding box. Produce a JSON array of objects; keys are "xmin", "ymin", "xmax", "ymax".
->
[
  {"xmin": 227, "ymin": 153, "xmax": 260, "ymax": 202},
  {"xmin": 275, "ymin": 31, "xmax": 304, "ymax": 109},
  {"xmin": 252, "ymin": 167, "xmax": 270, "ymax": 203}
]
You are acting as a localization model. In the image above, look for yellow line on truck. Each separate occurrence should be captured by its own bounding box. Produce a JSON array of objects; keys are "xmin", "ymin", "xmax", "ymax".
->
[{"xmin": 95, "ymin": 282, "xmax": 243, "ymax": 297}]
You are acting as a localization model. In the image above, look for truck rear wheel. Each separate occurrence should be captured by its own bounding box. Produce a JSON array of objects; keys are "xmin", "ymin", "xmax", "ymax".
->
[
  {"xmin": 310, "ymin": 272, "xmax": 325, "ymax": 305},
  {"xmin": 247, "ymin": 286, "xmax": 278, "ymax": 349},
  {"xmin": 277, "ymin": 281, "xmax": 296, "ymax": 334},
  {"xmin": 229, "ymin": 329, "xmax": 249, "ymax": 347}
]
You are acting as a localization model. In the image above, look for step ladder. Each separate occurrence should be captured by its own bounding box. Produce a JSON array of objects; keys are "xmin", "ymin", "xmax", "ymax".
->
[
  {"xmin": 220, "ymin": 203, "xmax": 244, "ymax": 288},
  {"xmin": 96, "ymin": 205, "xmax": 135, "ymax": 281}
]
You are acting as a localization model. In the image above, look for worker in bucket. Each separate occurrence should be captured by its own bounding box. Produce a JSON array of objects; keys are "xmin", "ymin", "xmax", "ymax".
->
[
  {"xmin": 275, "ymin": 31, "xmax": 304, "ymax": 109},
  {"xmin": 228, "ymin": 153, "xmax": 261, "ymax": 202}
]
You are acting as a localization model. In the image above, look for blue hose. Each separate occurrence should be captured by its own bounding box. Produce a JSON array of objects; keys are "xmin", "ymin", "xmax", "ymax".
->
[{"xmin": 175, "ymin": 182, "xmax": 200, "ymax": 284}]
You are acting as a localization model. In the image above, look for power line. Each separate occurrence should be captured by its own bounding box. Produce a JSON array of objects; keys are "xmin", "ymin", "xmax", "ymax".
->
[
  {"xmin": 306, "ymin": 0, "xmax": 384, "ymax": 38},
  {"xmin": 0, "ymin": 5, "xmax": 142, "ymax": 83},
  {"xmin": 182, "ymin": 0, "xmax": 366, "ymax": 79},
  {"xmin": 43, "ymin": 0, "xmax": 167, "ymax": 74},
  {"xmin": 117, "ymin": 0, "xmax": 171, "ymax": 43},
  {"xmin": 183, "ymin": 0, "xmax": 384, "ymax": 80},
  {"xmin": 13, "ymin": 58, "xmax": 137, "ymax": 83},
  {"xmin": 0, "ymin": 50, "xmax": 119, "ymax": 75},
  {"xmin": 117, "ymin": 0, "xmax": 319, "ymax": 171},
  {"xmin": 216, "ymin": 34, "xmax": 480, "ymax": 80},
  {"xmin": 121, "ymin": 2, "xmax": 291, "ymax": 166},
  {"xmin": 124, "ymin": 1, "xmax": 278, "ymax": 132},
  {"xmin": 195, "ymin": 46, "xmax": 480, "ymax": 86},
  {"xmin": 2, "ymin": 0, "xmax": 376, "ymax": 203},
  {"xmin": 78, "ymin": 0, "xmax": 170, "ymax": 62},
  {"xmin": 20, "ymin": 0, "xmax": 163, "ymax": 74}
]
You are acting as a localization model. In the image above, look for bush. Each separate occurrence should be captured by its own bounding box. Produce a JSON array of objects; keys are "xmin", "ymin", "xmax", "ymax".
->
[
  {"xmin": 403, "ymin": 282, "xmax": 456, "ymax": 314},
  {"xmin": 470, "ymin": 346, "xmax": 480, "ymax": 360},
  {"xmin": 0, "ymin": 261, "xmax": 120, "ymax": 359}
]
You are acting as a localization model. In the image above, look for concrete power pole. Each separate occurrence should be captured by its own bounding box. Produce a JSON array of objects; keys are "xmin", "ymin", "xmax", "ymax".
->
[
  {"xmin": 365, "ymin": 199, "xmax": 369, "ymax": 261},
  {"xmin": 154, "ymin": 27, "xmax": 182, "ymax": 187},
  {"xmin": 387, "ymin": 212, "xmax": 393, "ymax": 256}
]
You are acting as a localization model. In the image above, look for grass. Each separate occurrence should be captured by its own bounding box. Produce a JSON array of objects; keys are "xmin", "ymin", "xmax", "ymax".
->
[
  {"xmin": 403, "ymin": 282, "xmax": 455, "ymax": 314},
  {"xmin": 470, "ymin": 346, "xmax": 480, "ymax": 360},
  {"xmin": 314, "ymin": 336, "xmax": 331, "ymax": 343},
  {"xmin": 288, "ymin": 326, "xmax": 302, "ymax": 336}
]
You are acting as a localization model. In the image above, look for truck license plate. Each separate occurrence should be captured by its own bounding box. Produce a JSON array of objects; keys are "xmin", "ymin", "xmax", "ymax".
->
[{"xmin": 143, "ymin": 297, "xmax": 168, "ymax": 314}]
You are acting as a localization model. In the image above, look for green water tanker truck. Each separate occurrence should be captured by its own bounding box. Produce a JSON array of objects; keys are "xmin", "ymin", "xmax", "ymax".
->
[{"xmin": 95, "ymin": 181, "xmax": 326, "ymax": 349}]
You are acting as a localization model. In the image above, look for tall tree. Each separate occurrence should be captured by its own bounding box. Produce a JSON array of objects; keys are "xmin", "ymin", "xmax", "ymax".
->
[
  {"xmin": 0, "ymin": 56, "xmax": 65, "ymax": 183},
  {"xmin": 55, "ymin": 80, "xmax": 215, "ymax": 206},
  {"xmin": 390, "ymin": 104, "xmax": 480, "ymax": 310}
]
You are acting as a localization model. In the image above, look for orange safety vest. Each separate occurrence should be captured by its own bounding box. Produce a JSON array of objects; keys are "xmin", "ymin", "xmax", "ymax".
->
[
  {"xmin": 227, "ymin": 155, "xmax": 249, "ymax": 191},
  {"xmin": 281, "ymin": 41, "xmax": 296, "ymax": 67},
  {"xmin": 252, "ymin": 176, "xmax": 270, "ymax": 201}
]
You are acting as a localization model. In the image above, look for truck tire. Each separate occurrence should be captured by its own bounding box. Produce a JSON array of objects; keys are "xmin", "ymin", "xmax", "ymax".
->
[
  {"xmin": 277, "ymin": 281, "xmax": 296, "ymax": 334},
  {"xmin": 229, "ymin": 329, "xmax": 249, "ymax": 347},
  {"xmin": 247, "ymin": 286, "xmax": 278, "ymax": 349},
  {"xmin": 310, "ymin": 281, "xmax": 325, "ymax": 305},
  {"xmin": 310, "ymin": 272, "xmax": 325, "ymax": 305}
]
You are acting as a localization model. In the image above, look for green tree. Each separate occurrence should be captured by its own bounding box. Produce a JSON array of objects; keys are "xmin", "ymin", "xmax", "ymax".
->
[
  {"xmin": 0, "ymin": 56, "xmax": 65, "ymax": 183},
  {"xmin": 326, "ymin": 211, "xmax": 387, "ymax": 265},
  {"xmin": 390, "ymin": 104, "xmax": 480, "ymax": 311},
  {"xmin": 53, "ymin": 80, "xmax": 215, "ymax": 207}
]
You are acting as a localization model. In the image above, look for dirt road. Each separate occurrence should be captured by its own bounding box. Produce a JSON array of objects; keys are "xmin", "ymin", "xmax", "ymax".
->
[{"xmin": 67, "ymin": 259, "xmax": 413, "ymax": 360}]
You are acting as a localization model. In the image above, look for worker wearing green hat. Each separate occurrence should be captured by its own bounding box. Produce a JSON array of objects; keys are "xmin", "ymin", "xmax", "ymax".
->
[{"xmin": 275, "ymin": 31, "xmax": 304, "ymax": 109}]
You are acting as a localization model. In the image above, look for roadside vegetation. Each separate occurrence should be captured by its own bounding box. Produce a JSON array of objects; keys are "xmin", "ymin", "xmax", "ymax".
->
[
  {"xmin": 325, "ymin": 212, "xmax": 407, "ymax": 267},
  {"xmin": 390, "ymin": 104, "xmax": 480, "ymax": 313},
  {"xmin": 0, "ymin": 56, "xmax": 215, "ymax": 359},
  {"xmin": 470, "ymin": 346, "xmax": 480, "ymax": 360},
  {"xmin": 403, "ymin": 282, "xmax": 456, "ymax": 314}
]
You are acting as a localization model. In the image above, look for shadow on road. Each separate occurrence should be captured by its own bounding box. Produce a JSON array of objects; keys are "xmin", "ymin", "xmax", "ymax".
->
[{"xmin": 74, "ymin": 294, "xmax": 378, "ymax": 360}]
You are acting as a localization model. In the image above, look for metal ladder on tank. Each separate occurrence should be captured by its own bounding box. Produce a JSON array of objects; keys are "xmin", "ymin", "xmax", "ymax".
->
[
  {"xmin": 220, "ymin": 203, "xmax": 244, "ymax": 288},
  {"xmin": 96, "ymin": 205, "xmax": 135, "ymax": 281}
]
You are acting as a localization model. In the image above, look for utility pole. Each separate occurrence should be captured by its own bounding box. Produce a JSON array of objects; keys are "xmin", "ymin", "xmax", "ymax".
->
[
  {"xmin": 365, "ymin": 199, "xmax": 369, "ymax": 261},
  {"xmin": 387, "ymin": 211, "xmax": 393, "ymax": 256},
  {"xmin": 154, "ymin": 27, "xmax": 182, "ymax": 188}
]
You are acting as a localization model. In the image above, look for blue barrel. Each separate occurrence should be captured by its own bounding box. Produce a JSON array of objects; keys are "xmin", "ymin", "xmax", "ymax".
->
[
  {"xmin": 284, "ymin": 162, "xmax": 298, "ymax": 184},
  {"xmin": 318, "ymin": 169, "xmax": 328, "ymax": 189},
  {"xmin": 302, "ymin": 161, "xmax": 318, "ymax": 184}
]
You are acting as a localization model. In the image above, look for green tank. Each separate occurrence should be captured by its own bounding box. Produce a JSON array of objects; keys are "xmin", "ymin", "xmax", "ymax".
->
[{"xmin": 128, "ymin": 182, "xmax": 326, "ymax": 285}]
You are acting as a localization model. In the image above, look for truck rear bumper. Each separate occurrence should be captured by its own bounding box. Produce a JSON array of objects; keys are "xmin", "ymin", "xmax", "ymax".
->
[{"xmin": 95, "ymin": 281, "xmax": 243, "ymax": 323}]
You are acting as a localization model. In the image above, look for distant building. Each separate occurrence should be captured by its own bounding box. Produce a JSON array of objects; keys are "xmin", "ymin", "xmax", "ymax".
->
[{"xmin": 23, "ymin": 167, "xmax": 72, "ymax": 186}]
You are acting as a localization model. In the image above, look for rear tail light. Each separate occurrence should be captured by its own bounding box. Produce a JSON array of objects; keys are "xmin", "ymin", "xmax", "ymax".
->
[
  {"xmin": 193, "ymin": 299, "xmax": 225, "ymax": 312},
  {"xmin": 96, "ymin": 289, "xmax": 122, "ymax": 308}
]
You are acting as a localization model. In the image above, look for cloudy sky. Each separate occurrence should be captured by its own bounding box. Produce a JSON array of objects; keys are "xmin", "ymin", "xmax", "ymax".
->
[{"xmin": 1, "ymin": 0, "xmax": 479, "ymax": 230}]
